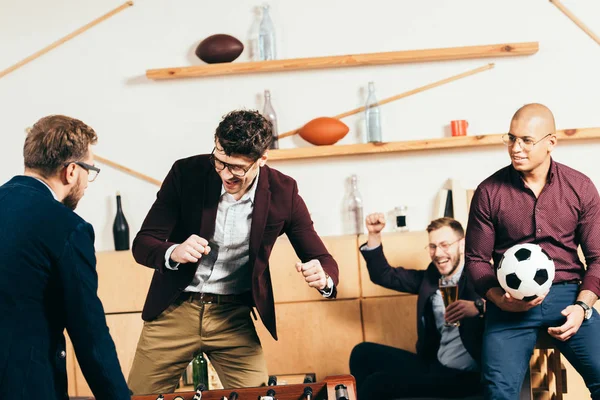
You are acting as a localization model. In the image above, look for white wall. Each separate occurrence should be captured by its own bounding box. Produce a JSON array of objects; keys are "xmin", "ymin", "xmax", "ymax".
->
[{"xmin": 1, "ymin": 0, "xmax": 600, "ymax": 251}]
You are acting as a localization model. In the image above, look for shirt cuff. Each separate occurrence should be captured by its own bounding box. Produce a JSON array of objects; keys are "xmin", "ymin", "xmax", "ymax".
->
[
  {"xmin": 581, "ymin": 275, "xmax": 600, "ymax": 299},
  {"xmin": 165, "ymin": 244, "xmax": 180, "ymax": 270},
  {"xmin": 360, "ymin": 243, "xmax": 382, "ymax": 252},
  {"xmin": 319, "ymin": 276, "xmax": 335, "ymax": 298}
]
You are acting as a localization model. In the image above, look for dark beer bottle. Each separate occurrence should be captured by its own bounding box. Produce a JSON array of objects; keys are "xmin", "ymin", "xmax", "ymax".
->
[
  {"xmin": 113, "ymin": 191, "xmax": 130, "ymax": 251},
  {"xmin": 193, "ymin": 353, "xmax": 209, "ymax": 390}
]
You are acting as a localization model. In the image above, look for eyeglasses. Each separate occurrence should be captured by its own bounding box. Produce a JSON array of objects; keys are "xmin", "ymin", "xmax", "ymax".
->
[
  {"xmin": 209, "ymin": 148, "xmax": 256, "ymax": 178},
  {"xmin": 501, "ymin": 133, "xmax": 552, "ymax": 152},
  {"xmin": 425, "ymin": 238, "xmax": 462, "ymax": 253},
  {"xmin": 65, "ymin": 161, "xmax": 101, "ymax": 182}
]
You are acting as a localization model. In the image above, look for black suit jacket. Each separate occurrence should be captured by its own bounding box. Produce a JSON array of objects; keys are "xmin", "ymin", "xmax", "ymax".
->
[
  {"xmin": 0, "ymin": 176, "xmax": 130, "ymax": 400},
  {"xmin": 360, "ymin": 243, "xmax": 484, "ymax": 364},
  {"xmin": 133, "ymin": 155, "xmax": 339, "ymax": 340}
]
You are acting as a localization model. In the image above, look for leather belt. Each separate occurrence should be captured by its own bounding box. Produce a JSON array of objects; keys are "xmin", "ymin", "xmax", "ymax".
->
[
  {"xmin": 181, "ymin": 291, "xmax": 251, "ymax": 305},
  {"xmin": 554, "ymin": 279, "xmax": 581, "ymax": 285}
]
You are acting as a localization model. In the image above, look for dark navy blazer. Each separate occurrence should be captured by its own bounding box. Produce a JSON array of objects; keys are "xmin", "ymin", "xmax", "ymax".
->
[
  {"xmin": 360, "ymin": 243, "xmax": 484, "ymax": 365},
  {"xmin": 0, "ymin": 176, "xmax": 130, "ymax": 400}
]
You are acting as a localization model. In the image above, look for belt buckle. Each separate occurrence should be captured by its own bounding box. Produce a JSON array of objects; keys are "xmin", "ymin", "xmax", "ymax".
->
[{"xmin": 200, "ymin": 293, "xmax": 215, "ymax": 304}]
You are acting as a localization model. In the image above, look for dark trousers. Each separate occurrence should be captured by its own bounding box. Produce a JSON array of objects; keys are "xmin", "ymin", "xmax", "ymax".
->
[
  {"xmin": 483, "ymin": 283, "xmax": 600, "ymax": 400},
  {"xmin": 349, "ymin": 342, "xmax": 482, "ymax": 400}
]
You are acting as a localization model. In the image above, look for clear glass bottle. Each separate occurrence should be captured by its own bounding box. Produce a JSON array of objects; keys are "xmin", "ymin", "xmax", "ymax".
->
[
  {"xmin": 248, "ymin": 6, "xmax": 262, "ymax": 61},
  {"xmin": 258, "ymin": 4, "xmax": 276, "ymax": 60},
  {"xmin": 347, "ymin": 175, "xmax": 364, "ymax": 235},
  {"xmin": 263, "ymin": 90, "xmax": 279, "ymax": 149},
  {"xmin": 394, "ymin": 206, "xmax": 408, "ymax": 232},
  {"xmin": 192, "ymin": 353, "xmax": 209, "ymax": 389},
  {"xmin": 365, "ymin": 82, "xmax": 382, "ymax": 143}
]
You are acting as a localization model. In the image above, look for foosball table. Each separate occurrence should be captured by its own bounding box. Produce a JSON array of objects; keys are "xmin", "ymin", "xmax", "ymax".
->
[{"xmin": 132, "ymin": 375, "xmax": 356, "ymax": 400}]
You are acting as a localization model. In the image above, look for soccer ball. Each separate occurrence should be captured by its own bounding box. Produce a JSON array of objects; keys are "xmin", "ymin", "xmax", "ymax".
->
[{"xmin": 496, "ymin": 243, "xmax": 555, "ymax": 301}]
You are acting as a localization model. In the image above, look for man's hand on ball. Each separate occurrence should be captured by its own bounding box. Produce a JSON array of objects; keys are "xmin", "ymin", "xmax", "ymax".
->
[
  {"xmin": 171, "ymin": 235, "xmax": 211, "ymax": 264},
  {"xmin": 487, "ymin": 287, "xmax": 547, "ymax": 312}
]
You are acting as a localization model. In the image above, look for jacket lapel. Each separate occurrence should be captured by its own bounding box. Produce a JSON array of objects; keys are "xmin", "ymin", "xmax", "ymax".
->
[
  {"xmin": 198, "ymin": 168, "xmax": 222, "ymax": 240},
  {"xmin": 249, "ymin": 167, "xmax": 271, "ymax": 271}
]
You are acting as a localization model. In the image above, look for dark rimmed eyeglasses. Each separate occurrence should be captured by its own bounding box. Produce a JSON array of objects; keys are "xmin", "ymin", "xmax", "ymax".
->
[
  {"xmin": 65, "ymin": 161, "xmax": 101, "ymax": 182},
  {"xmin": 209, "ymin": 148, "xmax": 256, "ymax": 178},
  {"xmin": 501, "ymin": 133, "xmax": 552, "ymax": 152}
]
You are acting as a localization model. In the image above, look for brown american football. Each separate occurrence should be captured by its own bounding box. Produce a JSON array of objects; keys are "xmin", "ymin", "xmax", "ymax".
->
[
  {"xmin": 195, "ymin": 34, "xmax": 244, "ymax": 64},
  {"xmin": 298, "ymin": 117, "xmax": 350, "ymax": 146}
]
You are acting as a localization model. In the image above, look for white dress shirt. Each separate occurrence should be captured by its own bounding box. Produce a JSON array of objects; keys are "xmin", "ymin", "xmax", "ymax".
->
[{"xmin": 165, "ymin": 171, "xmax": 333, "ymax": 296}]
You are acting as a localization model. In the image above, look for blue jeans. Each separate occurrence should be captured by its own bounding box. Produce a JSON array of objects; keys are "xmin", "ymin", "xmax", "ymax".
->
[{"xmin": 483, "ymin": 283, "xmax": 600, "ymax": 400}]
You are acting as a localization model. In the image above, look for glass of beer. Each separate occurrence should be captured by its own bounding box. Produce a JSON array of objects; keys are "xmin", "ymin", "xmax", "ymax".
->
[{"xmin": 439, "ymin": 278, "xmax": 459, "ymax": 327}]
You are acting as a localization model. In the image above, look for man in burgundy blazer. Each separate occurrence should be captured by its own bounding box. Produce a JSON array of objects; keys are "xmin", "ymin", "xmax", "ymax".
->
[{"xmin": 128, "ymin": 110, "xmax": 339, "ymax": 394}]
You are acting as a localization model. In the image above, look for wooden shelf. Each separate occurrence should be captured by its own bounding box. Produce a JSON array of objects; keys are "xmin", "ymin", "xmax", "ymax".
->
[
  {"xmin": 146, "ymin": 41, "xmax": 538, "ymax": 80},
  {"xmin": 267, "ymin": 127, "xmax": 600, "ymax": 161}
]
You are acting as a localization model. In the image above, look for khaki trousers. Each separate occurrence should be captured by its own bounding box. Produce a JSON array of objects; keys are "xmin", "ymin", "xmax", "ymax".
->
[{"xmin": 127, "ymin": 296, "xmax": 268, "ymax": 395}]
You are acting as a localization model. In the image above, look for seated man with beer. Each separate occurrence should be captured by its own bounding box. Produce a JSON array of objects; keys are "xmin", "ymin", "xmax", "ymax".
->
[{"xmin": 350, "ymin": 216, "xmax": 484, "ymax": 400}]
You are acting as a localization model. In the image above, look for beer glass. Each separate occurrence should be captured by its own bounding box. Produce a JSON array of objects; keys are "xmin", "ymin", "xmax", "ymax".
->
[{"xmin": 439, "ymin": 278, "xmax": 459, "ymax": 327}]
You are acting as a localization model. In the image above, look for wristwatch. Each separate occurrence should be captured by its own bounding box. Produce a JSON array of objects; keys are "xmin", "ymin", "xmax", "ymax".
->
[
  {"xmin": 474, "ymin": 298, "xmax": 485, "ymax": 318},
  {"xmin": 575, "ymin": 301, "xmax": 593, "ymax": 320},
  {"xmin": 320, "ymin": 273, "xmax": 332, "ymax": 294}
]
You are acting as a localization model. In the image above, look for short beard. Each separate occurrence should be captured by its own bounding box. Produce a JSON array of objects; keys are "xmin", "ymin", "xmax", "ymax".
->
[{"xmin": 62, "ymin": 181, "xmax": 82, "ymax": 210}]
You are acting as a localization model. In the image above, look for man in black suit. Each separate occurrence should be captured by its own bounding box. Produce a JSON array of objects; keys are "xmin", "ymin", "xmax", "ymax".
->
[
  {"xmin": 0, "ymin": 115, "xmax": 130, "ymax": 400},
  {"xmin": 350, "ymin": 216, "xmax": 484, "ymax": 400}
]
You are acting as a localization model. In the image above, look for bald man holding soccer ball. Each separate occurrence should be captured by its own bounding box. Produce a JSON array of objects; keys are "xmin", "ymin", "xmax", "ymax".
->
[{"xmin": 466, "ymin": 104, "xmax": 600, "ymax": 400}]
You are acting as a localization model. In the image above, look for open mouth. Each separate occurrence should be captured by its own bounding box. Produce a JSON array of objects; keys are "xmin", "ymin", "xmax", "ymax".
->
[
  {"xmin": 435, "ymin": 258, "xmax": 450, "ymax": 267},
  {"xmin": 224, "ymin": 179, "xmax": 240, "ymax": 188}
]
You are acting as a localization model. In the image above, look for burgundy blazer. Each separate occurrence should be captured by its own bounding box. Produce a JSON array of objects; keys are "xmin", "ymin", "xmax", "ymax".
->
[{"xmin": 132, "ymin": 155, "xmax": 339, "ymax": 340}]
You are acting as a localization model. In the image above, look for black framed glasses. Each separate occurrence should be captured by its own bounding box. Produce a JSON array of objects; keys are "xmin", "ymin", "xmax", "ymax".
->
[
  {"xmin": 425, "ymin": 238, "xmax": 462, "ymax": 254},
  {"xmin": 501, "ymin": 133, "xmax": 552, "ymax": 152},
  {"xmin": 209, "ymin": 148, "xmax": 256, "ymax": 177},
  {"xmin": 65, "ymin": 161, "xmax": 101, "ymax": 182}
]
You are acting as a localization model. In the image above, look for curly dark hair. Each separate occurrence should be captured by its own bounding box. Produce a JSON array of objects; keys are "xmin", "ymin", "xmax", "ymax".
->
[
  {"xmin": 214, "ymin": 110, "xmax": 273, "ymax": 160},
  {"xmin": 24, "ymin": 115, "xmax": 97, "ymax": 178}
]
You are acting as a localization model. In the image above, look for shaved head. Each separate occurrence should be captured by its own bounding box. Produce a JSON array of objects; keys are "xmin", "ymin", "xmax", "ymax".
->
[
  {"xmin": 511, "ymin": 103, "xmax": 556, "ymax": 135},
  {"xmin": 507, "ymin": 103, "xmax": 557, "ymax": 177}
]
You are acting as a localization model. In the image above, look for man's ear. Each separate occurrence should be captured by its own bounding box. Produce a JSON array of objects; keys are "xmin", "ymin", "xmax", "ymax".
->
[
  {"xmin": 259, "ymin": 151, "xmax": 269, "ymax": 167},
  {"xmin": 547, "ymin": 134, "xmax": 557, "ymax": 154},
  {"xmin": 62, "ymin": 163, "xmax": 77, "ymax": 185}
]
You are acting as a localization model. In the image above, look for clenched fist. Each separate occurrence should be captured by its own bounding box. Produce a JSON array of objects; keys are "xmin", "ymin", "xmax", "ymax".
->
[
  {"xmin": 365, "ymin": 212, "xmax": 386, "ymax": 234},
  {"xmin": 365, "ymin": 212, "xmax": 386, "ymax": 248},
  {"xmin": 295, "ymin": 259, "xmax": 327, "ymax": 290},
  {"xmin": 171, "ymin": 234, "xmax": 211, "ymax": 264}
]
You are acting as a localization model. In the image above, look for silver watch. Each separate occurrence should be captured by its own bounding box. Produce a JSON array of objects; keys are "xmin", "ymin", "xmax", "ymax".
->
[{"xmin": 575, "ymin": 301, "xmax": 593, "ymax": 320}]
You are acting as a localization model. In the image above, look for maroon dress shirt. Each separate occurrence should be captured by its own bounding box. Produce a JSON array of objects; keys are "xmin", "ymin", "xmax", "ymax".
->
[{"xmin": 466, "ymin": 159, "xmax": 600, "ymax": 298}]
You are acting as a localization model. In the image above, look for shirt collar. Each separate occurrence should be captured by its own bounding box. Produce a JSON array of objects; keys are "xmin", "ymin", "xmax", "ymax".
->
[
  {"xmin": 509, "ymin": 157, "xmax": 556, "ymax": 188},
  {"xmin": 441, "ymin": 262, "xmax": 465, "ymax": 286},
  {"xmin": 32, "ymin": 177, "xmax": 58, "ymax": 200},
  {"xmin": 220, "ymin": 168, "xmax": 260, "ymax": 204}
]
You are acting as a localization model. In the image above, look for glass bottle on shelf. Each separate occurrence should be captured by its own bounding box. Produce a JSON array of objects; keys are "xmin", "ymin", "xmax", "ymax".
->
[
  {"xmin": 258, "ymin": 4, "xmax": 276, "ymax": 60},
  {"xmin": 263, "ymin": 89, "xmax": 279, "ymax": 149},
  {"xmin": 394, "ymin": 206, "xmax": 408, "ymax": 232},
  {"xmin": 346, "ymin": 174, "xmax": 364, "ymax": 235},
  {"xmin": 113, "ymin": 191, "xmax": 130, "ymax": 251},
  {"xmin": 365, "ymin": 82, "xmax": 382, "ymax": 143},
  {"xmin": 248, "ymin": 6, "xmax": 262, "ymax": 61},
  {"xmin": 192, "ymin": 352, "xmax": 209, "ymax": 389}
]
